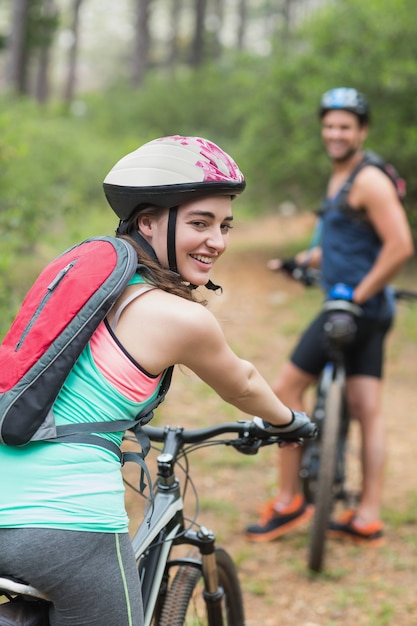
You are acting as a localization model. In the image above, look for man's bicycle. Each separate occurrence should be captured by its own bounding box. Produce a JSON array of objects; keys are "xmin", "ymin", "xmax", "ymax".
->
[
  {"xmin": 300, "ymin": 297, "xmax": 362, "ymax": 573},
  {"xmin": 0, "ymin": 419, "xmax": 316, "ymax": 625},
  {"xmin": 279, "ymin": 260, "xmax": 417, "ymax": 572}
]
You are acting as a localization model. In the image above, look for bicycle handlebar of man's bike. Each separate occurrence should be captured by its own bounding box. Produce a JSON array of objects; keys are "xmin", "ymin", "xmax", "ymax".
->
[{"xmin": 276, "ymin": 258, "xmax": 417, "ymax": 303}]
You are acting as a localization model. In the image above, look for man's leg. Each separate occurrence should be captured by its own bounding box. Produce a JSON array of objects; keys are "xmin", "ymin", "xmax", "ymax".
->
[
  {"xmin": 274, "ymin": 361, "xmax": 316, "ymax": 503},
  {"xmin": 245, "ymin": 362, "xmax": 316, "ymax": 541},
  {"xmin": 346, "ymin": 375, "xmax": 386, "ymax": 522},
  {"xmin": 328, "ymin": 375, "xmax": 385, "ymax": 544}
]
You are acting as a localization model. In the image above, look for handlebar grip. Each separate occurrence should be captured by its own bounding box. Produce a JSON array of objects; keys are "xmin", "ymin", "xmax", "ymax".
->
[{"xmin": 252, "ymin": 414, "xmax": 318, "ymax": 441}]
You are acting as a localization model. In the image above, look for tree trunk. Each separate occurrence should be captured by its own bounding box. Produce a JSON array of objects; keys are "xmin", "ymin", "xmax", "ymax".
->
[
  {"xmin": 132, "ymin": 0, "xmax": 152, "ymax": 87},
  {"xmin": 236, "ymin": 0, "xmax": 248, "ymax": 51},
  {"xmin": 190, "ymin": 0, "xmax": 207, "ymax": 67},
  {"xmin": 35, "ymin": 0, "xmax": 57, "ymax": 104},
  {"xmin": 7, "ymin": 0, "xmax": 31, "ymax": 94},
  {"xmin": 210, "ymin": 0, "xmax": 223, "ymax": 59},
  {"xmin": 167, "ymin": 0, "xmax": 182, "ymax": 71},
  {"xmin": 63, "ymin": 0, "xmax": 83, "ymax": 103}
]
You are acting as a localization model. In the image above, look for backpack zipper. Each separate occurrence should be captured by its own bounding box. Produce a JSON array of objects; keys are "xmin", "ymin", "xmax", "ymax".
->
[{"xmin": 15, "ymin": 259, "xmax": 78, "ymax": 351}]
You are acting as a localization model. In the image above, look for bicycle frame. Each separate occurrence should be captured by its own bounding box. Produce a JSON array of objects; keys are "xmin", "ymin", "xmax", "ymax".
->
[
  {"xmin": 131, "ymin": 441, "xmax": 225, "ymax": 626},
  {"xmin": 301, "ymin": 359, "xmax": 350, "ymax": 503}
]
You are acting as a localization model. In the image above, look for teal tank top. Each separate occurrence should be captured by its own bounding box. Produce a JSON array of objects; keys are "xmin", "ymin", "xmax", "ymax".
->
[{"xmin": 0, "ymin": 275, "xmax": 165, "ymax": 532}]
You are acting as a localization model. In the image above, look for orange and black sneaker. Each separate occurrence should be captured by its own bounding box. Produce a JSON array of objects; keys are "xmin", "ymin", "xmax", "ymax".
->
[
  {"xmin": 328, "ymin": 510, "xmax": 384, "ymax": 546},
  {"xmin": 245, "ymin": 494, "xmax": 313, "ymax": 543}
]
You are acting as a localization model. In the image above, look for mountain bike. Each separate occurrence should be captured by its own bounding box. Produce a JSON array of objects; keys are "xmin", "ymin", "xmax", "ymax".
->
[
  {"xmin": 300, "ymin": 297, "xmax": 361, "ymax": 573},
  {"xmin": 0, "ymin": 418, "xmax": 316, "ymax": 625},
  {"xmin": 279, "ymin": 260, "xmax": 417, "ymax": 572}
]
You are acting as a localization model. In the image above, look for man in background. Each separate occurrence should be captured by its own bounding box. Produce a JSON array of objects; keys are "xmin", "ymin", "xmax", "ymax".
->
[{"xmin": 246, "ymin": 87, "xmax": 414, "ymax": 544}]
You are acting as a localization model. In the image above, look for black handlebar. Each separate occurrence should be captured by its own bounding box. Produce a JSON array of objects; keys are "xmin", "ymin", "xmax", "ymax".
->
[
  {"xmin": 392, "ymin": 288, "xmax": 417, "ymax": 301},
  {"xmin": 141, "ymin": 419, "xmax": 314, "ymax": 457},
  {"xmin": 280, "ymin": 259, "xmax": 321, "ymax": 287},
  {"xmin": 278, "ymin": 259, "xmax": 417, "ymax": 302}
]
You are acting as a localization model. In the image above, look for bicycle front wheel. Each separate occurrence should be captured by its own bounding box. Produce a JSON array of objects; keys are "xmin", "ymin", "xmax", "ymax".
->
[
  {"xmin": 157, "ymin": 547, "xmax": 245, "ymax": 626},
  {"xmin": 308, "ymin": 378, "xmax": 343, "ymax": 573}
]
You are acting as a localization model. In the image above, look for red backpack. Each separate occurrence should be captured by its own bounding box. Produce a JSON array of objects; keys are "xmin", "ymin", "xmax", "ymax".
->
[{"xmin": 0, "ymin": 236, "xmax": 172, "ymax": 459}]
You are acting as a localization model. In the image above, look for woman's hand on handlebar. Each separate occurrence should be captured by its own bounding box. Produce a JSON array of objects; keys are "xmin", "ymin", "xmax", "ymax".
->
[{"xmin": 252, "ymin": 411, "xmax": 318, "ymax": 446}]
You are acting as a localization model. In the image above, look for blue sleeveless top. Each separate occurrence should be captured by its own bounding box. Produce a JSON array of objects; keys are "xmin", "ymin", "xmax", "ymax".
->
[{"xmin": 320, "ymin": 192, "xmax": 395, "ymax": 319}]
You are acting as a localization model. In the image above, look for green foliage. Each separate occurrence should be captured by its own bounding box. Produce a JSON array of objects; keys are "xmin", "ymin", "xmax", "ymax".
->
[
  {"xmin": 27, "ymin": 0, "xmax": 59, "ymax": 49},
  {"xmin": 85, "ymin": 55, "xmax": 263, "ymax": 170},
  {"xmin": 2, "ymin": 0, "xmax": 417, "ymax": 332},
  {"xmin": 239, "ymin": 0, "xmax": 417, "ymax": 217},
  {"xmin": 0, "ymin": 96, "xmax": 116, "ymax": 334}
]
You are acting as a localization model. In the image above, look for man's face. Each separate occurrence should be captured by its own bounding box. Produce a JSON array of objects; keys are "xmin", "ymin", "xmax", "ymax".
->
[{"xmin": 321, "ymin": 109, "xmax": 368, "ymax": 163}]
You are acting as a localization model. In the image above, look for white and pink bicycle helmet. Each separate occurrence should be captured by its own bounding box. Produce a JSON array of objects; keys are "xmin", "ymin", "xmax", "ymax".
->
[
  {"xmin": 103, "ymin": 135, "xmax": 245, "ymax": 221},
  {"xmin": 103, "ymin": 135, "xmax": 245, "ymax": 287}
]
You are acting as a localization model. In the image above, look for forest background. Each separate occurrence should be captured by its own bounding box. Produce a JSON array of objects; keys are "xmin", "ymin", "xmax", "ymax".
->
[
  {"xmin": 1, "ymin": 0, "xmax": 417, "ymax": 336},
  {"xmin": 2, "ymin": 3, "xmax": 417, "ymax": 622}
]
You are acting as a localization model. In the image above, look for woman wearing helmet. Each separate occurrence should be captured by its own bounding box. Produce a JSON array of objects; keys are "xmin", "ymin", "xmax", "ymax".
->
[{"xmin": 0, "ymin": 135, "xmax": 314, "ymax": 626}]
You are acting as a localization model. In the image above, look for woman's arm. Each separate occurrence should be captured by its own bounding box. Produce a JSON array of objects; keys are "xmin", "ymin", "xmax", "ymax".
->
[
  {"xmin": 113, "ymin": 289, "xmax": 294, "ymax": 426},
  {"xmin": 157, "ymin": 298, "xmax": 293, "ymax": 426}
]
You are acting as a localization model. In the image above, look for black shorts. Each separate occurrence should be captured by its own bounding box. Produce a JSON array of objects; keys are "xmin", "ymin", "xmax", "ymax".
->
[{"xmin": 291, "ymin": 311, "xmax": 393, "ymax": 379}]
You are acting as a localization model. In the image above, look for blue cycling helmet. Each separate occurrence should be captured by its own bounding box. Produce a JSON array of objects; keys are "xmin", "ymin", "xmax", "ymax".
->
[{"xmin": 319, "ymin": 88, "xmax": 370, "ymax": 124}]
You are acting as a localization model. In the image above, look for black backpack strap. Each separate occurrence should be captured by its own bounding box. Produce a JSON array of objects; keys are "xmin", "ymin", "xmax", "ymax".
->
[
  {"xmin": 338, "ymin": 150, "xmax": 399, "ymax": 200},
  {"xmin": 47, "ymin": 431, "xmax": 124, "ymax": 460},
  {"xmin": 338, "ymin": 156, "xmax": 369, "ymax": 199},
  {"xmin": 131, "ymin": 365, "xmax": 174, "ymax": 427},
  {"xmin": 50, "ymin": 364, "xmax": 174, "ymax": 523},
  {"xmin": 48, "ymin": 427, "xmax": 156, "ymax": 527}
]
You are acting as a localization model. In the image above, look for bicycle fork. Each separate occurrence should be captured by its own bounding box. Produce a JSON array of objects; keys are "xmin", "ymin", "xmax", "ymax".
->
[{"xmin": 183, "ymin": 525, "xmax": 226, "ymax": 625}]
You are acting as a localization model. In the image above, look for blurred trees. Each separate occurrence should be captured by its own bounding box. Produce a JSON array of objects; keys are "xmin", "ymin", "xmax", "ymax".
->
[
  {"xmin": 62, "ymin": 0, "xmax": 84, "ymax": 101},
  {"xmin": 7, "ymin": 0, "xmax": 59, "ymax": 99},
  {"xmin": 1, "ymin": 0, "xmax": 417, "ymax": 333},
  {"xmin": 241, "ymin": 0, "xmax": 417, "ymax": 216},
  {"xmin": 132, "ymin": 0, "xmax": 151, "ymax": 86},
  {"xmin": 2, "ymin": 0, "xmax": 313, "ymax": 101}
]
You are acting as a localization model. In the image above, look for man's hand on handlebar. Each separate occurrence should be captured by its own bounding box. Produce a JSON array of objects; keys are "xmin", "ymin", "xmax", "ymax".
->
[
  {"xmin": 266, "ymin": 258, "xmax": 284, "ymax": 272},
  {"xmin": 328, "ymin": 283, "xmax": 354, "ymax": 302},
  {"xmin": 268, "ymin": 256, "xmax": 320, "ymax": 288},
  {"xmin": 267, "ymin": 257, "xmax": 297, "ymax": 274},
  {"xmin": 252, "ymin": 411, "xmax": 318, "ymax": 446}
]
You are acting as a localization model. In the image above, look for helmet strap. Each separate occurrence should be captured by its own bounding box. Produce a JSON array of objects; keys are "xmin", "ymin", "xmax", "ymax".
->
[
  {"xmin": 167, "ymin": 206, "xmax": 178, "ymax": 273},
  {"xmin": 166, "ymin": 207, "xmax": 223, "ymax": 293},
  {"xmin": 204, "ymin": 280, "xmax": 223, "ymax": 293}
]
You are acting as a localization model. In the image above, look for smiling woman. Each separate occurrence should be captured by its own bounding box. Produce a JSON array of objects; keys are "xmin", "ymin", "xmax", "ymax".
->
[
  {"xmin": 140, "ymin": 197, "xmax": 234, "ymax": 287},
  {"xmin": 0, "ymin": 134, "xmax": 316, "ymax": 626}
]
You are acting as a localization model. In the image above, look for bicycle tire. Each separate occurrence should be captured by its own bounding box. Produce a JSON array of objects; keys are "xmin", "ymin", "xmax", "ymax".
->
[
  {"xmin": 308, "ymin": 378, "xmax": 343, "ymax": 572},
  {"xmin": 301, "ymin": 363, "xmax": 333, "ymax": 505},
  {"xmin": 156, "ymin": 547, "xmax": 245, "ymax": 626}
]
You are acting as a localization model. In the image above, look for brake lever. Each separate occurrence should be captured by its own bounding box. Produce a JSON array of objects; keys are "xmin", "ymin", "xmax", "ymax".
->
[
  {"xmin": 230, "ymin": 438, "xmax": 264, "ymax": 455},
  {"xmin": 230, "ymin": 436, "xmax": 305, "ymax": 455}
]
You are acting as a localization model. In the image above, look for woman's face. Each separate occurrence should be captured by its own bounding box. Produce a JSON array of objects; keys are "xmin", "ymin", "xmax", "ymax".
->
[{"xmin": 139, "ymin": 196, "xmax": 233, "ymax": 285}]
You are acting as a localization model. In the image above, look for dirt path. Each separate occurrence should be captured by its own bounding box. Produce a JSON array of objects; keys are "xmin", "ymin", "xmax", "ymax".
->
[{"xmin": 126, "ymin": 214, "xmax": 417, "ymax": 626}]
